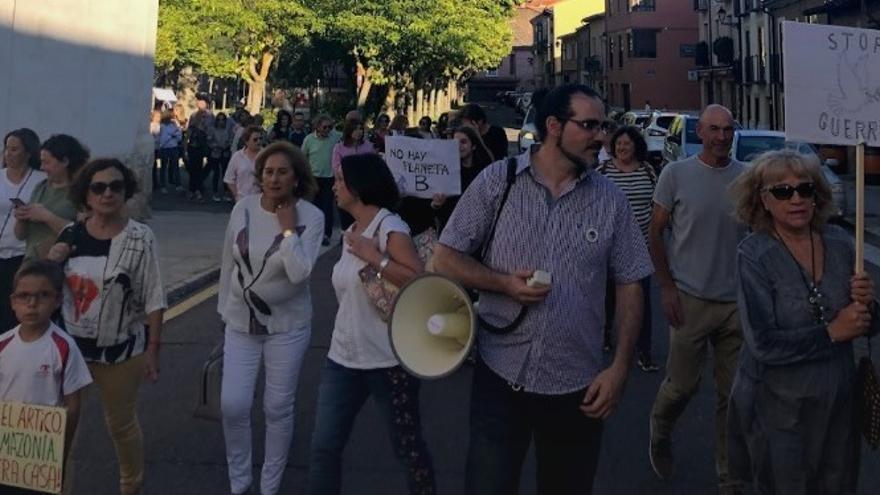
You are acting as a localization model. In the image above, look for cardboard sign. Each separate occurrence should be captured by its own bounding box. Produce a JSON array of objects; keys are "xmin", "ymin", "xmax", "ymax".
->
[
  {"xmin": 0, "ymin": 402, "xmax": 66, "ymax": 494},
  {"xmin": 783, "ymin": 21, "xmax": 880, "ymax": 146},
  {"xmin": 385, "ymin": 136, "xmax": 461, "ymax": 198}
]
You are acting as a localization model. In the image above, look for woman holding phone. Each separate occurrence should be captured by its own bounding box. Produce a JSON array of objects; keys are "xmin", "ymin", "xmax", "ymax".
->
[{"xmin": 1, "ymin": 128, "xmax": 44, "ymax": 331}]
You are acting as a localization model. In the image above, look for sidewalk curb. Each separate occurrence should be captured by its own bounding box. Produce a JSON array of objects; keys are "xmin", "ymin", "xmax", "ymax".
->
[{"xmin": 166, "ymin": 268, "xmax": 221, "ymax": 309}]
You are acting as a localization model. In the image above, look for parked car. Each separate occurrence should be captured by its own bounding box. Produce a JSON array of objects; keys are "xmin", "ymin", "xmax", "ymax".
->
[
  {"xmin": 731, "ymin": 130, "xmax": 846, "ymax": 217},
  {"xmin": 517, "ymin": 105, "xmax": 538, "ymax": 153},
  {"xmin": 620, "ymin": 110, "xmax": 653, "ymax": 129},
  {"xmin": 662, "ymin": 114, "xmax": 702, "ymax": 164},
  {"xmin": 643, "ymin": 111, "xmax": 680, "ymax": 167}
]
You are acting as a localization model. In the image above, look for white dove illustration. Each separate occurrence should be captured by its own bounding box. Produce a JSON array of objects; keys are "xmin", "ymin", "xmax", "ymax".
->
[{"xmin": 828, "ymin": 52, "xmax": 876, "ymax": 116}]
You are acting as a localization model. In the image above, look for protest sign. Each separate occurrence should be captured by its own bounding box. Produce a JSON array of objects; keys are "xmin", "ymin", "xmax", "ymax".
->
[
  {"xmin": 783, "ymin": 21, "xmax": 880, "ymax": 147},
  {"xmin": 385, "ymin": 136, "xmax": 461, "ymax": 199},
  {"xmin": 0, "ymin": 402, "xmax": 66, "ymax": 494}
]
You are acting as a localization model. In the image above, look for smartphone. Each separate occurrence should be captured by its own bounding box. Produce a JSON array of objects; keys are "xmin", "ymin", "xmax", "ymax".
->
[{"xmin": 9, "ymin": 198, "xmax": 25, "ymax": 208}]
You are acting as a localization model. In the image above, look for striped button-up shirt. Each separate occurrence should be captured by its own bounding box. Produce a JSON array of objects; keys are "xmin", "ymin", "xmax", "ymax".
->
[{"xmin": 439, "ymin": 150, "xmax": 653, "ymax": 394}]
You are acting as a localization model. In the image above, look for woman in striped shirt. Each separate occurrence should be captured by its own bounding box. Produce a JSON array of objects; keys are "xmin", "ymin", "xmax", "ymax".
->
[{"xmin": 598, "ymin": 126, "xmax": 659, "ymax": 372}]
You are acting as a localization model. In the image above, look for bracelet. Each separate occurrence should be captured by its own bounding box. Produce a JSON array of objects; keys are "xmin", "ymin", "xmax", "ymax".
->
[{"xmin": 377, "ymin": 254, "xmax": 391, "ymax": 279}]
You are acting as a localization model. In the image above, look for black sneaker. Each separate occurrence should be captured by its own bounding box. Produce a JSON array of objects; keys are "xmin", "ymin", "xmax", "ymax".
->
[
  {"xmin": 649, "ymin": 419, "xmax": 674, "ymax": 480},
  {"xmin": 638, "ymin": 353, "xmax": 660, "ymax": 372}
]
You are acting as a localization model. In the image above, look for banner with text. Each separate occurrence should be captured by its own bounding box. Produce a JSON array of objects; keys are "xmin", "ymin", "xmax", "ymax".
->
[
  {"xmin": 0, "ymin": 402, "xmax": 66, "ymax": 494},
  {"xmin": 385, "ymin": 136, "xmax": 461, "ymax": 199},
  {"xmin": 783, "ymin": 21, "xmax": 880, "ymax": 146}
]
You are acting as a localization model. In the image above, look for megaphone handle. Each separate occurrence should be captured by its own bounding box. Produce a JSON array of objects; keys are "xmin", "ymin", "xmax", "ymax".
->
[{"xmin": 479, "ymin": 306, "xmax": 529, "ymax": 335}]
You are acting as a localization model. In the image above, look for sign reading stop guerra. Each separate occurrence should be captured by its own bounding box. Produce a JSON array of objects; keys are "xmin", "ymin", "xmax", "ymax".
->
[
  {"xmin": 783, "ymin": 21, "xmax": 880, "ymax": 146},
  {"xmin": 0, "ymin": 402, "xmax": 66, "ymax": 494}
]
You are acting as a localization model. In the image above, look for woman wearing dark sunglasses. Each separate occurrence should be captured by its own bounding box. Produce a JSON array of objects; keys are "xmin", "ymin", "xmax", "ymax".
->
[
  {"xmin": 727, "ymin": 149, "xmax": 878, "ymax": 492},
  {"xmin": 47, "ymin": 158, "xmax": 166, "ymax": 495}
]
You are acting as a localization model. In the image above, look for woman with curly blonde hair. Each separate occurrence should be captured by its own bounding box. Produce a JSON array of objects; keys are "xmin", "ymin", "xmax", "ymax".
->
[{"xmin": 727, "ymin": 149, "xmax": 878, "ymax": 493}]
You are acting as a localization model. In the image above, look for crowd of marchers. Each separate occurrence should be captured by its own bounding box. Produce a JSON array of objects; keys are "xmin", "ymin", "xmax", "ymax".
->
[{"xmin": 0, "ymin": 83, "xmax": 877, "ymax": 495}]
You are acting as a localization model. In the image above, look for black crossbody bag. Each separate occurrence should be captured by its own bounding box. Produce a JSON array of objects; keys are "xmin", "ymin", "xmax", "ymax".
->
[{"xmin": 473, "ymin": 157, "xmax": 528, "ymax": 334}]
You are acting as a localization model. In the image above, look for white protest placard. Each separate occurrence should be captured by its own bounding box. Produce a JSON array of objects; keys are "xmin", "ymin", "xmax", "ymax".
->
[
  {"xmin": 783, "ymin": 21, "xmax": 880, "ymax": 146},
  {"xmin": 0, "ymin": 402, "xmax": 67, "ymax": 494},
  {"xmin": 385, "ymin": 136, "xmax": 461, "ymax": 199}
]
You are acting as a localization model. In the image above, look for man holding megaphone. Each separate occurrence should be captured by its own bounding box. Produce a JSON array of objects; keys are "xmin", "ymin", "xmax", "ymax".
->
[{"xmin": 433, "ymin": 84, "xmax": 654, "ymax": 495}]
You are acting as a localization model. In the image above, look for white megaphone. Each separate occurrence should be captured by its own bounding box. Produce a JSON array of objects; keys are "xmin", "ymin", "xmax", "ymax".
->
[{"xmin": 388, "ymin": 274, "xmax": 476, "ymax": 379}]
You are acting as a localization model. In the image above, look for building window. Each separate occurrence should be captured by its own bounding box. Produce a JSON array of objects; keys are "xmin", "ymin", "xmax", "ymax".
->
[
  {"xmin": 609, "ymin": 37, "xmax": 615, "ymax": 69},
  {"xmin": 630, "ymin": 0, "xmax": 656, "ymax": 11},
  {"xmin": 631, "ymin": 29, "xmax": 658, "ymax": 58},
  {"xmin": 618, "ymin": 35, "xmax": 624, "ymax": 69},
  {"xmin": 509, "ymin": 54, "xmax": 516, "ymax": 76},
  {"xmin": 486, "ymin": 68, "xmax": 498, "ymax": 77}
]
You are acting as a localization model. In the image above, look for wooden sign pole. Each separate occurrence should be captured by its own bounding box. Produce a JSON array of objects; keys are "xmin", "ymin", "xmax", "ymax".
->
[{"xmin": 856, "ymin": 142, "xmax": 865, "ymax": 274}]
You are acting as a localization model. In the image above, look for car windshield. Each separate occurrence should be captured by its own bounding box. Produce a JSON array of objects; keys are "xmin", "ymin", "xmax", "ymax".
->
[
  {"xmin": 636, "ymin": 116, "xmax": 650, "ymax": 127},
  {"xmin": 736, "ymin": 135, "xmax": 786, "ymax": 161},
  {"xmin": 735, "ymin": 137, "xmax": 820, "ymax": 162},
  {"xmin": 685, "ymin": 119, "xmax": 698, "ymax": 143},
  {"xmin": 655, "ymin": 116, "xmax": 675, "ymax": 129}
]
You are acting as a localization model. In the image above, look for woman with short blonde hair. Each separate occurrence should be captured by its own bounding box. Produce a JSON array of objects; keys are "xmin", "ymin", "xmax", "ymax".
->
[{"xmin": 727, "ymin": 149, "xmax": 878, "ymax": 492}]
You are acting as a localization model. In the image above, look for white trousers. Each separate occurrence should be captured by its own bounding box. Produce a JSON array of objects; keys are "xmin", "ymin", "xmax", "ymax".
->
[{"xmin": 221, "ymin": 327, "xmax": 311, "ymax": 495}]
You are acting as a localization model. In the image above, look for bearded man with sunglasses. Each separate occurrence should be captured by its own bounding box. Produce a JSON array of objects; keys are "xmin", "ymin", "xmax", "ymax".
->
[
  {"xmin": 434, "ymin": 84, "xmax": 653, "ymax": 494},
  {"xmin": 647, "ymin": 104, "xmax": 746, "ymax": 494}
]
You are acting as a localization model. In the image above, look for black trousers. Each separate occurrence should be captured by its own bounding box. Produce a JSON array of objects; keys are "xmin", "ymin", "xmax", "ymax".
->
[
  {"xmin": 314, "ymin": 177, "xmax": 335, "ymax": 238},
  {"xmin": 465, "ymin": 359, "xmax": 604, "ymax": 495},
  {"xmin": 0, "ymin": 256, "xmax": 24, "ymax": 332},
  {"xmin": 186, "ymin": 146, "xmax": 207, "ymax": 194}
]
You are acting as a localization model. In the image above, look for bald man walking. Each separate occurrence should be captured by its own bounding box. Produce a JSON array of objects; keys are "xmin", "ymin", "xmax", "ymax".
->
[{"xmin": 648, "ymin": 105, "xmax": 745, "ymax": 494}]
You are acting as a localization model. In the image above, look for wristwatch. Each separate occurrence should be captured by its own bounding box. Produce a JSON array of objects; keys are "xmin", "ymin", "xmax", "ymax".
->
[{"xmin": 282, "ymin": 229, "xmax": 294, "ymax": 238}]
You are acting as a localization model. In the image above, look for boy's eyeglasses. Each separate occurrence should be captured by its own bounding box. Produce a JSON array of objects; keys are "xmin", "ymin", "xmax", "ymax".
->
[
  {"xmin": 88, "ymin": 180, "xmax": 125, "ymax": 195},
  {"xmin": 11, "ymin": 291, "xmax": 57, "ymax": 304},
  {"xmin": 763, "ymin": 182, "xmax": 816, "ymax": 200}
]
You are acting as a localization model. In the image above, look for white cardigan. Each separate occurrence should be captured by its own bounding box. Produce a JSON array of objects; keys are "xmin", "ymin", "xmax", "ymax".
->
[{"xmin": 218, "ymin": 194, "xmax": 324, "ymax": 334}]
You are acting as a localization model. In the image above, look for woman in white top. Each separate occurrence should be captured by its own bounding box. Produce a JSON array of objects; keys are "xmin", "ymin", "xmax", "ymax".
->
[
  {"xmin": 223, "ymin": 125, "xmax": 264, "ymax": 202},
  {"xmin": 1, "ymin": 128, "xmax": 46, "ymax": 332},
  {"xmin": 218, "ymin": 141, "xmax": 324, "ymax": 495},
  {"xmin": 306, "ymin": 153, "xmax": 436, "ymax": 495}
]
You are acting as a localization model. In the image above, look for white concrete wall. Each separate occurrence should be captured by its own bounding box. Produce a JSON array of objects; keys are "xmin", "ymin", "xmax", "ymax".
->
[{"xmin": 0, "ymin": 0, "xmax": 158, "ymax": 216}]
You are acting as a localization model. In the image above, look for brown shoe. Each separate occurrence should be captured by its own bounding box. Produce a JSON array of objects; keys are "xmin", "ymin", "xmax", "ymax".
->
[{"xmin": 649, "ymin": 419, "xmax": 674, "ymax": 480}]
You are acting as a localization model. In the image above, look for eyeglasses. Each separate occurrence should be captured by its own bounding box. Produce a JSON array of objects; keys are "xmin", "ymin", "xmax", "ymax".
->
[
  {"xmin": 11, "ymin": 290, "xmax": 57, "ymax": 304},
  {"xmin": 763, "ymin": 182, "xmax": 815, "ymax": 200},
  {"xmin": 88, "ymin": 180, "xmax": 125, "ymax": 195},
  {"xmin": 564, "ymin": 118, "xmax": 604, "ymax": 132}
]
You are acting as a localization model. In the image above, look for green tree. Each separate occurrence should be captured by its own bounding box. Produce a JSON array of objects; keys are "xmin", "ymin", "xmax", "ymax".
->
[{"xmin": 156, "ymin": 0, "xmax": 319, "ymax": 113}]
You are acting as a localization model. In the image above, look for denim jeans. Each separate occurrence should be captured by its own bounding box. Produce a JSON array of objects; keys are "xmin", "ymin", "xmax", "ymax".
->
[
  {"xmin": 306, "ymin": 358, "xmax": 435, "ymax": 495},
  {"xmin": 157, "ymin": 147, "xmax": 180, "ymax": 187},
  {"xmin": 465, "ymin": 359, "xmax": 604, "ymax": 495}
]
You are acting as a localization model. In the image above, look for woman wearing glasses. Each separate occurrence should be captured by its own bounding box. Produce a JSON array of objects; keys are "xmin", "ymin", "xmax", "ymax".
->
[
  {"xmin": 727, "ymin": 149, "xmax": 878, "ymax": 492},
  {"xmin": 224, "ymin": 126, "xmax": 264, "ymax": 202},
  {"xmin": 47, "ymin": 159, "xmax": 166, "ymax": 495}
]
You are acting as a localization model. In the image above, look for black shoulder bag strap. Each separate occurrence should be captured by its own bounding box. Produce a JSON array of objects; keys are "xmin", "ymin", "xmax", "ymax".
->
[{"xmin": 475, "ymin": 157, "xmax": 528, "ymax": 335}]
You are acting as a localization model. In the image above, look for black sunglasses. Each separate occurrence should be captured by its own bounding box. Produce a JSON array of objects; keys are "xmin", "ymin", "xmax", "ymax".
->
[
  {"xmin": 763, "ymin": 182, "xmax": 815, "ymax": 200},
  {"xmin": 564, "ymin": 118, "xmax": 603, "ymax": 132},
  {"xmin": 89, "ymin": 180, "xmax": 125, "ymax": 195}
]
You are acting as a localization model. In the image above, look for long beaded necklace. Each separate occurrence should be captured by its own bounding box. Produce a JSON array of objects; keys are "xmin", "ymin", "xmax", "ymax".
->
[{"xmin": 773, "ymin": 225, "xmax": 828, "ymax": 325}]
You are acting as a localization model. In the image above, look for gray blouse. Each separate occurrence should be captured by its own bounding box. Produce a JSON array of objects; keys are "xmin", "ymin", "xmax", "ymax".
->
[{"xmin": 735, "ymin": 225, "xmax": 879, "ymax": 392}]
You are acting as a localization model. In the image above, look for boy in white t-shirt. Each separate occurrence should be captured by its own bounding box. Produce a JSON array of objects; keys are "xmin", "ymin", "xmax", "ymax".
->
[{"xmin": 1, "ymin": 260, "xmax": 92, "ymax": 485}]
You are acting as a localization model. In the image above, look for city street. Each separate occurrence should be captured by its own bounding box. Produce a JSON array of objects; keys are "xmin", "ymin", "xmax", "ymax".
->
[{"xmin": 62, "ymin": 103, "xmax": 880, "ymax": 494}]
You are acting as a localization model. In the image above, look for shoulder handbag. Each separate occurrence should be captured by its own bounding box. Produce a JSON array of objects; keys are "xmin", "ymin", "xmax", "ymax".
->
[
  {"xmin": 193, "ymin": 340, "xmax": 224, "ymax": 422},
  {"xmin": 856, "ymin": 335, "xmax": 880, "ymax": 449},
  {"xmin": 358, "ymin": 213, "xmax": 436, "ymax": 322}
]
